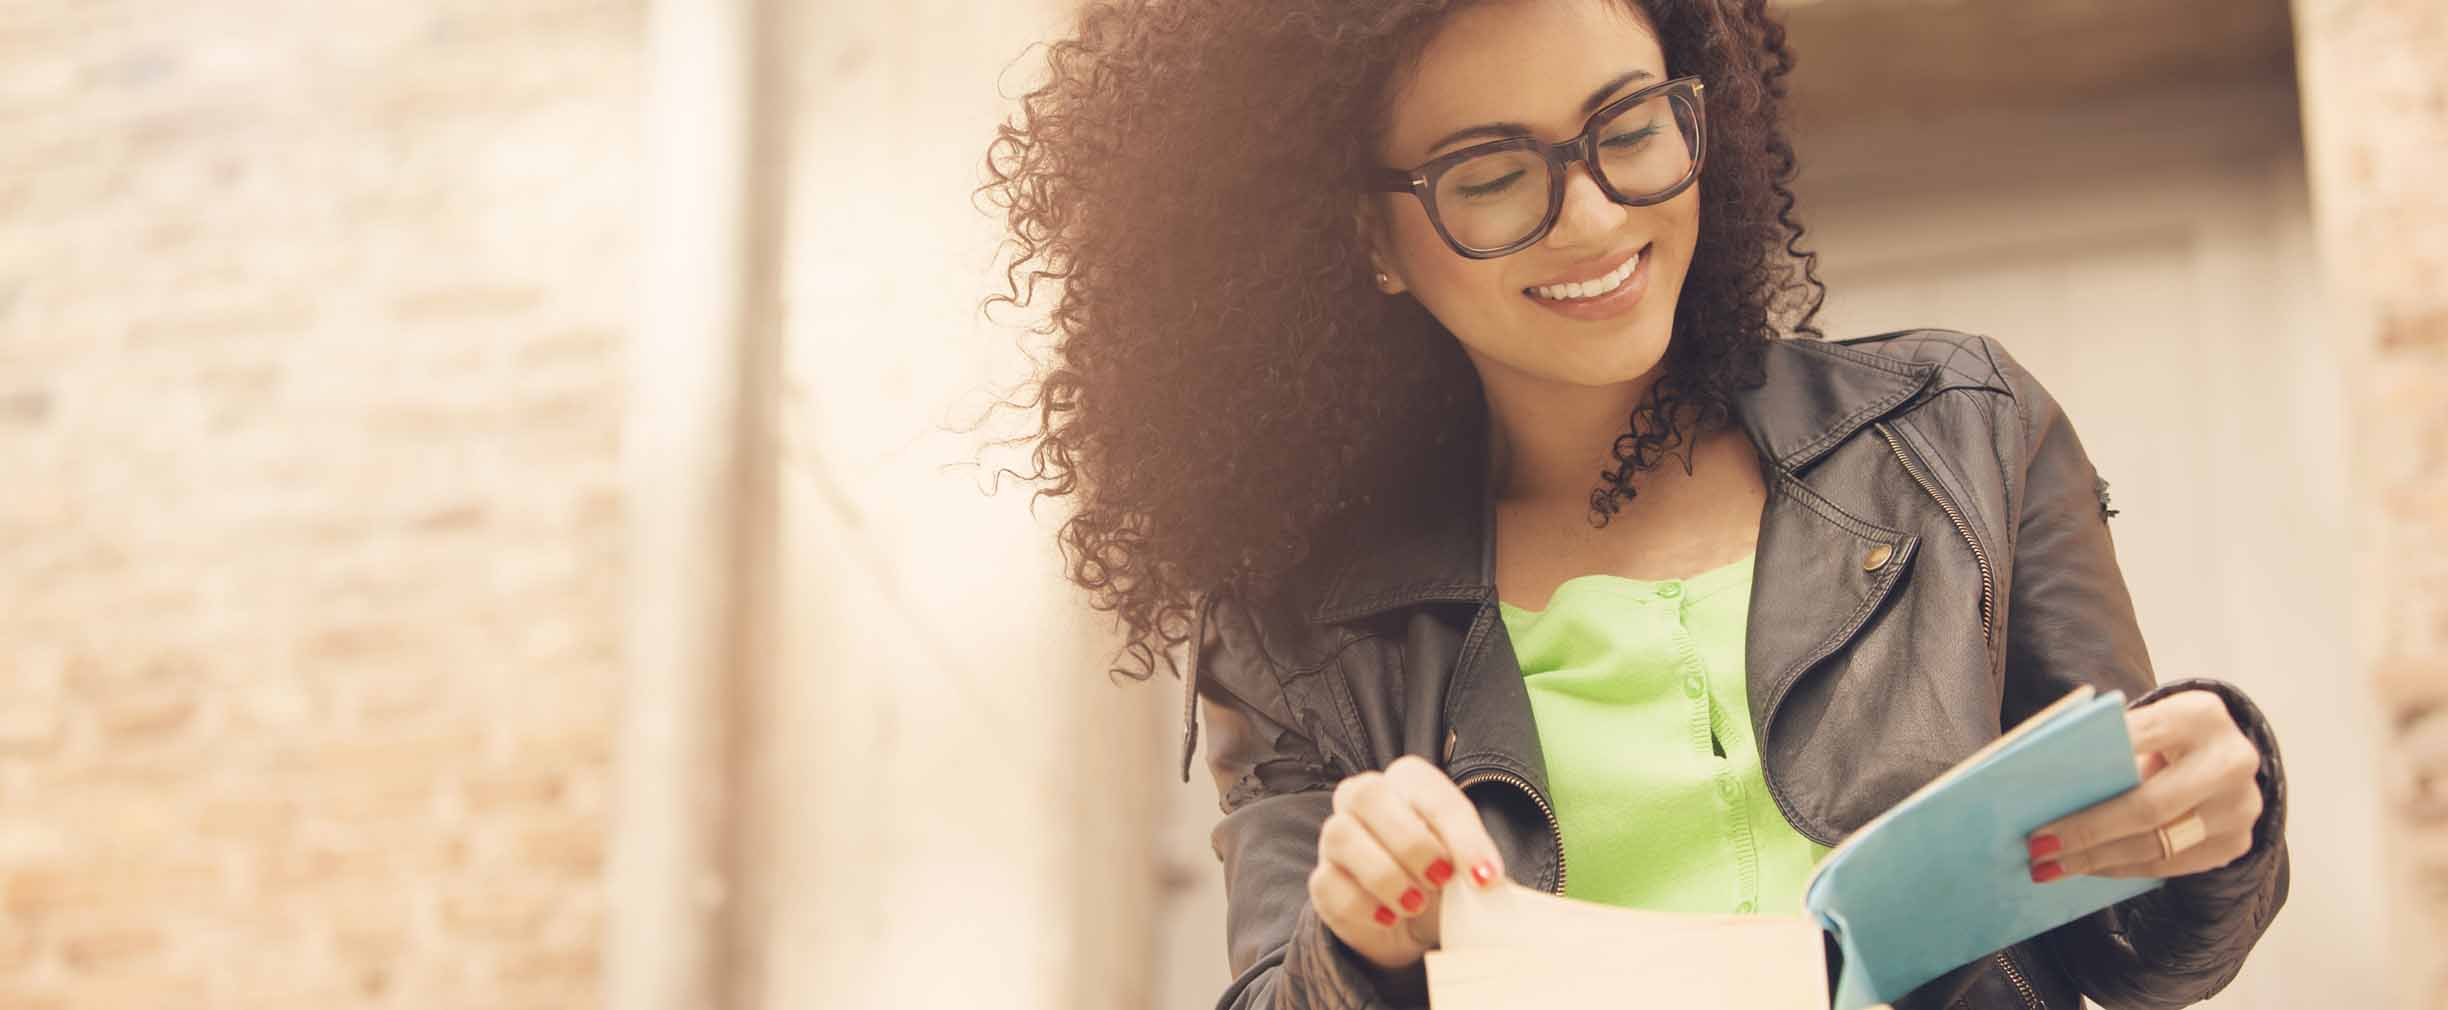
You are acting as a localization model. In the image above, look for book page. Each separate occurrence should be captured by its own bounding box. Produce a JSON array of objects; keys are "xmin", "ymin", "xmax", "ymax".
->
[{"xmin": 1426, "ymin": 876, "xmax": 1835, "ymax": 1009}]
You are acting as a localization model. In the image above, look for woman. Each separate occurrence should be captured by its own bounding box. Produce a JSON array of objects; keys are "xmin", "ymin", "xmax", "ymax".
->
[{"xmin": 979, "ymin": 1, "xmax": 2288, "ymax": 1008}]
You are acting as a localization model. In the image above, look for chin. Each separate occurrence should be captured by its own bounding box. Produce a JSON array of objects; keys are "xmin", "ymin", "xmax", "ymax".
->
[
  {"xmin": 1525, "ymin": 340, "xmax": 1670, "ymax": 389},
  {"xmin": 1579, "ymin": 323, "xmax": 1674, "ymax": 381}
]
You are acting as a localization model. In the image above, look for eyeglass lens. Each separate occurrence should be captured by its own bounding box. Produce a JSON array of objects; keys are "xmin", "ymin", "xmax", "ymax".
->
[{"xmin": 1429, "ymin": 88, "xmax": 1698, "ymax": 252}]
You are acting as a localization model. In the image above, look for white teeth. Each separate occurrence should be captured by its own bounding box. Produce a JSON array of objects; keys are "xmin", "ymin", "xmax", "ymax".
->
[{"xmin": 1529, "ymin": 248, "xmax": 1641, "ymax": 302}]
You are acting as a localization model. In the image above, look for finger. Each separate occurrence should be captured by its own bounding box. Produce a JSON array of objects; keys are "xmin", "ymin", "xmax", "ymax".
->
[
  {"xmin": 2051, "ymin": 777, "xmax": 2259, "ymax": 878},
  {"xmin": 2124, "ymin": 701, "xmax": 2195, "ymax": 769},
  {"xmin": 2049, "ymin": 818, "xmax": 2178, "ymax": 877},
  {"xmin": 1352, "ymin": 762, "xmax": 1460, "ymax": 897},
  {"xmin": 1388, "ymin": 755, "xmax": 1507, "ymax": 889},
  {"xmin": 2131, "ymin": 690, "xmax": 2227, "ymax": 763},
  {"xmin": 2135, "ymin": 749, "xmax": 2169, "ymax": 781},
  {"xmin": 1319, "ymin": 811, "xmax": 1429, "ymax": 920},
  {"xmin": 2083, "ymin": 829, "xmax": 2255, "ymax": 879},
  {"xmin": 1309, "ymin": 858, "xmax": 1399, "ymax": 936},
  {"xmin": 1331, "ymin": 769, "xmax": 1383, "ymax": 816},
  {"xmin": 2081, "ymin": 771, "xmax": 2264, "ymax": 878},
  {"xmin": 2032, "ymin": 742, "xmax": 2233, "ymax": 861}
]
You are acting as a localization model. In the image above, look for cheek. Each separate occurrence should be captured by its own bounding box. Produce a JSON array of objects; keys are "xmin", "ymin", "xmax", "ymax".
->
[
  {"xmin": 1392, "ymin": 211, "xmax": 1492, "ymax": 294},
  {"xmin": 1648, "ymin": 191, "xmax": 1705, "ymax": 291},
  {"xmin": 1389, "ymin": 205, "xmax": 1447, "ymax": 264}
]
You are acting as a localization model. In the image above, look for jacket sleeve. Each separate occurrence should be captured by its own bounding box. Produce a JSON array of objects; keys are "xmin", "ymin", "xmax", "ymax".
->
[
  {"xmin": 1185, "ymin": 588, "xmax": 1432, "ymax": 1010},
  {"xmin": 1983, "ymin": 334, "xmax": 2290, "ymax": 1010}
]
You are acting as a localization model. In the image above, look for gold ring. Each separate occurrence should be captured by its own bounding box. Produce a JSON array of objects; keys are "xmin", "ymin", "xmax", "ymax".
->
[{"xmin": 2155, "ymin": 812, "xmax": 2208, "ymax": 861}]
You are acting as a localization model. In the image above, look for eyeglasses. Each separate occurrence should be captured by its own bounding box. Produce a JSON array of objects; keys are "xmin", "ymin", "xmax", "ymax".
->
[{"xmin": 1370, "ymin": 76, "xmax": 1706, "ymax": 260}]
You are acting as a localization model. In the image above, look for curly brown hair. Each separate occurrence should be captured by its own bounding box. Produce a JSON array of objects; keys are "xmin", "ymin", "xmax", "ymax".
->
[{"xmin": 975, "ymin": 0, "xmax": 1826, "ymax": 684}]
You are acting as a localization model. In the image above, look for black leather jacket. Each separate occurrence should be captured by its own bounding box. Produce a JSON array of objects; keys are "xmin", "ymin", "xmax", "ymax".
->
[{"xmin": 1179, "ymin": 329, "xmax": 2289, "ymax": 1010}]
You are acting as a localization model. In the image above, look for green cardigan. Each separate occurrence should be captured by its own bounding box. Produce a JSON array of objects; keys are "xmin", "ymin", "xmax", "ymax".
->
[{"xmin": 1499, "ymin": 549, "xmax": 1832, "ymax": 916}]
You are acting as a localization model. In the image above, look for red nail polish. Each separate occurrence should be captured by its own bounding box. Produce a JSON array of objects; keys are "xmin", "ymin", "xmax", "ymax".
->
[
  {"xmin": 1471, "ymin": 862, "xmax": 1496, "ymax": 886},
  {"xmin": 2028, "ymin": 834, "xmax": 2061, "ymax": 860},
  {"xmin": 1375, "ymin": 905, "xmax": 1396, "ymax": 926},
  {"xmin": 1401, "ymin": 887, "xmax": 1424, "ymax": 912},
  {"xmin": 1426, "ymin": 859, "xmax": 1453, "ymax": 886},
  {"xmin": 2031, "ymin": 861, "xmax": 2064, "ymax": 884}
]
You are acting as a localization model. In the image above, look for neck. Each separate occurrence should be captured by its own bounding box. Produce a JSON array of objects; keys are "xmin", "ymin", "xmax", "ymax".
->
[{"xmin": 1484, "ymin": 365, "xmax": 1710, "ymax": 510}]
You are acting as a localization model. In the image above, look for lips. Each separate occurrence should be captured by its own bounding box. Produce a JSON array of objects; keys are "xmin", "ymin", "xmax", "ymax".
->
[
  {"xmin": 1523, "ymin": 242, "xmax": 1649, "ymax": 293},
  {"xmin": 1520, "ymin": 239, "xmax": 1653, "ymax": 321}
]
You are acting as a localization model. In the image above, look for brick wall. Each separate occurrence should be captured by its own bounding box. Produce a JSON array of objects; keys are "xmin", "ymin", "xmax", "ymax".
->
[{"xmin": 0, "ymin": 3, "xmax": 638, "ymax": 1007}]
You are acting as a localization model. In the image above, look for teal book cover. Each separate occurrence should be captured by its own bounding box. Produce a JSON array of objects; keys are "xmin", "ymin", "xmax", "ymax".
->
[{"xmin": 1804, "ymin": 686, "xmax": 2166, "ymax": 1010}]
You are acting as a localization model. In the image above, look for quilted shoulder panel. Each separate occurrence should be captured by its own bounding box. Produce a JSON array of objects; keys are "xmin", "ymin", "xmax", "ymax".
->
[{"xmin": 1833, "ymin": 327, "xmax": 2012, "ymax": 393}]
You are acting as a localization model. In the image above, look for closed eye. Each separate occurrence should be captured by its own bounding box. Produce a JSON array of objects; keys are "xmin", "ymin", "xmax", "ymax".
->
[{"xmin": 1602, "ymin": 124, "xmax": 1660, "ymax": 149}]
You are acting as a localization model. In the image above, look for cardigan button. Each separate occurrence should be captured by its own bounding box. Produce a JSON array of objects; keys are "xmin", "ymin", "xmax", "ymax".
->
[{"xmin": 1862, "ymin": 543, "xmax": 1893, "ymax": 570}]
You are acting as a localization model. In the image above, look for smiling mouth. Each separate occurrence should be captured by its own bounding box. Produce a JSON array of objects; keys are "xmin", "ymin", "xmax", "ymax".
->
[{"xmin": 1522, "ymin": 242, "xmax": 1649, "ymax": 302}]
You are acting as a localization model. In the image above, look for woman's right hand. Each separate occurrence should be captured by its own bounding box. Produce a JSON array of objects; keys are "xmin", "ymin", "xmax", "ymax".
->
[{"xmin": 1309, "ymin": 754, "xmax": 1509, "ymax": 972}]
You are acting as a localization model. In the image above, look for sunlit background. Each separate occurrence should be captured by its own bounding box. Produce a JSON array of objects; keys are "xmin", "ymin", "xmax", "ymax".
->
[{"xmin": 0, "ymin": 0, "xmax": 2440, "ymax": 1008}]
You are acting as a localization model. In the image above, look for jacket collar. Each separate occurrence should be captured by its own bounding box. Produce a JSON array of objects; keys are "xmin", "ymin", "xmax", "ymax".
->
[{"xmin": 1308, "ymin": 337, "xmax": 1940, "ymax": 625}]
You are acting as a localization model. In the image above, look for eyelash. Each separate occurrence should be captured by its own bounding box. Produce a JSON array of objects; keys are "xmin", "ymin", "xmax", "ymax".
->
[{"xmin": 1452, "ymin": 124, "xmax": 1661, "ymax": 199}]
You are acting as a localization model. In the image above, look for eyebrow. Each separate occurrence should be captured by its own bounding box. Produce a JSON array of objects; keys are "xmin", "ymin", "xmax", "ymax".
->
[{"xmin": 1421, "ymin": 68, "xmax": 1657, "ymax": 156}]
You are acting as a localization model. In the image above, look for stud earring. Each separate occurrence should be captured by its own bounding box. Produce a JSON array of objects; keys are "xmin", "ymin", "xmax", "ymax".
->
[{"xmin": 1375, "ymin": 271, "xmax": 1391, "ymax": 287}]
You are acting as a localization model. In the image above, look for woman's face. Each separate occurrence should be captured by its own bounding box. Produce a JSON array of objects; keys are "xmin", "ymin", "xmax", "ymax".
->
[{"xmin": 1361, "ymin": 0, "xmax": 1700, "ymax": 391}]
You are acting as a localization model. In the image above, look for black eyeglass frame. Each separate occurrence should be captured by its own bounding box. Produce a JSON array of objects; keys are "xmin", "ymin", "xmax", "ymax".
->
[{"xmin": 1368, "ymin": 75, "xmax": 1708, "ymax": 260}]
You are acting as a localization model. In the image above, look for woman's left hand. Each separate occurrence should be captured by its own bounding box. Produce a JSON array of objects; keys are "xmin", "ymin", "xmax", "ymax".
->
[{"xmin": 2025, "ymin": 689, "xmax": 2265, "ymax": 882}]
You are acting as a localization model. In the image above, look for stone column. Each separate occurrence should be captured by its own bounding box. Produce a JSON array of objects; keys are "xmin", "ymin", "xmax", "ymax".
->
[
  {"xmin": 2289, "ymin": 1, "xmax": 2448, "ymax": 1006},
  {"xmin": 609, "ymin": 1, "xmax": 784, "ymax": 1008}
]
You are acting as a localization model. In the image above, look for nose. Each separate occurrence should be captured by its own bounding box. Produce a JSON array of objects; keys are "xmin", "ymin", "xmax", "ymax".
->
[{"xmin": 1542, "ymin": 157, "xmax": 1627, "ymax": 250}]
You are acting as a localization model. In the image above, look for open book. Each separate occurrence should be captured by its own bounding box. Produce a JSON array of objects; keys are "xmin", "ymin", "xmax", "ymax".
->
[{"xmin": 1423, "ymin": 685, "xmax": 2162, "ymax": 1010}]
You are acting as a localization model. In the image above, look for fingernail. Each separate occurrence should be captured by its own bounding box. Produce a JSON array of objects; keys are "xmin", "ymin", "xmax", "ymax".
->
[
  {"xmin": 1400, "ymin": 887, "xmax": 1424, "ymax": 912},
  {"xmin": 1471, "ymin": 861, "xmax": 1497, "ymax": 887},
  {"xmin": 2031, "ymin": 861, "xmax": 2064, "ymax": 884},
  {"xmin": 2028, "ymin": 834, "xmax": 2061, "ymax": 860},
  {"xmin": 1375, "ymin": 905, "xmax": 1396, "ymax": 926},
  {"xmin": 1426, "ymin": 859, "xmax": 1454, "ymax": 886}
]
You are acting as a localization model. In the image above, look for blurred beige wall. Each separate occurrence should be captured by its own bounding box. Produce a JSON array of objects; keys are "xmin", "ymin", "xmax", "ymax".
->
[
  {"xmin": 2292, "ymin": 0, "xmax": 2448, "ymax": 1004},
  {"xmin": 0, "ymin": 1, "xmax": 639, "ymax": 1007}
]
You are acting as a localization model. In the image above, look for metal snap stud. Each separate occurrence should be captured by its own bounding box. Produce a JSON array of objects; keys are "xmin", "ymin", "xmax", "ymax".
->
[{"xmin": 1862, "ymin": 543, "xmax": 1893, "ymax": 571}]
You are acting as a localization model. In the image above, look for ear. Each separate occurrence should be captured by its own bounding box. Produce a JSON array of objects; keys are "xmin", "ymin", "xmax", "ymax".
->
[{"xmin": 1351, "ymin": 195, "xmax": 1407, "ymax": 295}]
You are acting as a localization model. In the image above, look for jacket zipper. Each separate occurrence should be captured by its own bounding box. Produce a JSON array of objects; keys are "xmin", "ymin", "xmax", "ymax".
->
[
  {"xmin": 1874, "ymin": 421, "xmax": 1995, "ymax": 646},
  {"xmin": 1452, "ymin": 767, "xmax": 1567, "ymax": 896},
  {"xmin": 1994, "ymin": 948, "xmax": 2044, "ymax": 1010}
]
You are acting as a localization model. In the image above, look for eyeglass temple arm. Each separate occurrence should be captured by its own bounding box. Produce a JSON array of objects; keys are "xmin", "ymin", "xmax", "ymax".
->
[{"xmin": 1369, "ymin": 168, "xmax": 1424, "ymax": 193}]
